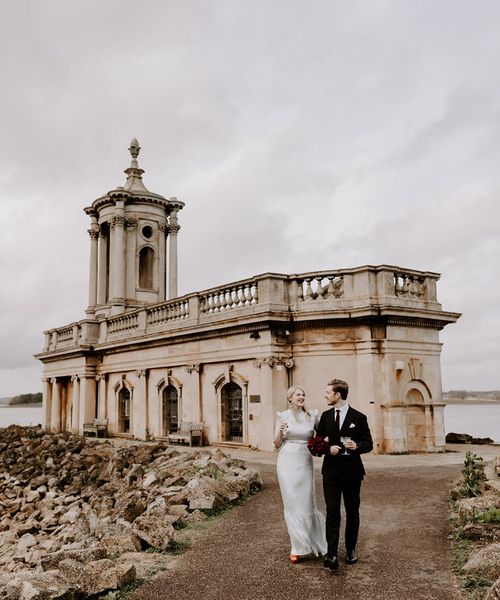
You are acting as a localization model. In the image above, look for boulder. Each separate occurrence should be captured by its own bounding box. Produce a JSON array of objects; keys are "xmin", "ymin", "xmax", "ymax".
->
[
  {"xmin": 97, "ymin": 522, "xmax": 142, "ymax": 557},
  {"xmin": 446, "ymin": 432, "xmax": 473, "ymax": 444},
  {"xmin": 17, "ymin": 533, "xmax": 36, "ymax": 554},
  {"xmin": 4, "ymin": 570, "xmax": 78, "ymax": 600},
  {"xmin": 131, "ymin": 514, "xmax": 175, "ymax": 550},
  {"xmin": 462, "ymin": 523, "xmax": 500, "ymax": 542},
  {"xmin": 185, "ymin": 509, "xmax": 208, "ymax": 523},
  {"xmin": 461, "ymin": 543, "xmax": 500, "ymax": 582},
  {"xmin": 59, "ymin": 558, "xmax": 136, "ymax": 596},
  {"xmin": 457, "ymin": 494, "xmax": 499, "ymax": 524},
  {"xmin": 41, "ymin": 547, "xmax": 106, "ymax": 571}
]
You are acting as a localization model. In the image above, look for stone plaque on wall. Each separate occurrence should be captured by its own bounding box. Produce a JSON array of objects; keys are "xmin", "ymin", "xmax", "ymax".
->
[{"xmin": 250, "ymin": 395, "xmax": 261, "ymax": 403}]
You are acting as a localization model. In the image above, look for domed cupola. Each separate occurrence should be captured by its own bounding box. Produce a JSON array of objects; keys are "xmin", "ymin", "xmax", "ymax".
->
[{"xmin": 84, "ymin": 139, "xmax": 184, "ymax": 317}]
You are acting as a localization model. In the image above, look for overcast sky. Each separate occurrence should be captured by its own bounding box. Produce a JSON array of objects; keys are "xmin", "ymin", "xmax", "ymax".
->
[{"xmin": 1, "ymin": 0, "xmax": 499, "ymax": 396}]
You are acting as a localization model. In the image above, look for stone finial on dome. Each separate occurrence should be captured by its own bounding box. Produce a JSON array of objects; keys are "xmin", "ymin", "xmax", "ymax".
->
[
  {"xmin": 129, "ymin": 138, "xmax": 140, "ymax": 159},
  {"xmin": 124, "ymin": 138, "xmax": 149, "ymax": 192}
]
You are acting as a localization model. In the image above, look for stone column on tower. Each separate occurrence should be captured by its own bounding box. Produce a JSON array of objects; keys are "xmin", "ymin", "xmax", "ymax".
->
[
  {"xmin": 110, "ymin": 200, "xmax": 126, "ymax": 312},
  {"xmin": 86, "ymin": 215, "xmax": 99, "ymax": 316},
  {"xmin": 158, "ymin": 221, "xmax": 167, "ymax": 301},
  {"xmin": 168, "ymin": 207, "xmax": 181, "ymax": 299},
  {"xmin": 97, "ymin": 223, "xmax": 108, "ymax": 305}
]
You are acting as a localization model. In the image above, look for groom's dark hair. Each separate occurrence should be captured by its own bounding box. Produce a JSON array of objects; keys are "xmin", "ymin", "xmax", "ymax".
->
[{"xmin": 328, "ymin": 379, "xmax": 349, "ymax": 400}]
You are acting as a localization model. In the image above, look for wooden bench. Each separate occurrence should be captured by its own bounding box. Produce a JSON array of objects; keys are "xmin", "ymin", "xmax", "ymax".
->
[
  {"xmin": 83, "ymin": 418, "xmax": 108, "ymax": 438},
  {"xmin": 167, "ymin": 421, "xmax": 203, "ymax": 446}
]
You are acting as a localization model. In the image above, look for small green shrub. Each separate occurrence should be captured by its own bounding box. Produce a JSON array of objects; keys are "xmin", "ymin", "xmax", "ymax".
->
[
  {"xmin": 459, "ymin": 451, "xmax": 486, "ymax": 498},
  {"xmin": 168, "ymin": 539, "xmax": 190, "ymax": 554},
  {"xmin": 475, "ymin": 507, "xmax": 500, "ymax": 524},
  {"xmin": 461, "ymin": 575, "xmax": 491, "ymax": 591}
]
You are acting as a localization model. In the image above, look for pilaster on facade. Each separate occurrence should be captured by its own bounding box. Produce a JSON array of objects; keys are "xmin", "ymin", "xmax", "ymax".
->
[
  {"xmin": 134, "ymin": 369, "xmax": 148, "ymax": 439},
  {"xmin": 71, "ymin": 375, "xmax": 80, "ymax": 433},
  {"xmin": 96, "ymin": 374, "xmax": 107, "ymax": 420},
  {"xmin": 42, "ymin": 378, "xmax": 51, "ymax": 430},
  {"xmin": 50, "ymin": 378, "xmax": 60, "ymax": 432}
]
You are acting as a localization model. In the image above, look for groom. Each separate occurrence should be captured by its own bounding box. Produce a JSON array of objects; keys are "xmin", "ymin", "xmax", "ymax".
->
[{"xmin": 316, "ymin": 379, "xmax": 373, "ymax": 571}]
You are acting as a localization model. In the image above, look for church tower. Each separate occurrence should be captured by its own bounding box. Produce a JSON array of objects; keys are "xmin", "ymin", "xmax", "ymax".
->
[{"xmin": 84, "ymin": 139, "xmax": 184, "ymax": 317}]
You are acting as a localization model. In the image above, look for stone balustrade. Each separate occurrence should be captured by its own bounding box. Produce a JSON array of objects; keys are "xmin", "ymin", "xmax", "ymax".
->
[
  {"xmin": 108, "ymin": 312, "xmax": 139, "ymax": 336},
  {"xmin": 147, "ymin": 298, "xmax": 190, "ymax": 326},
  {"xmin": 200, "ymin": 278, "xmax": 258, "ymax": 314},
  {"xmin": 42, "ymin": 265, "xmax": 443, "ymax": 353}
]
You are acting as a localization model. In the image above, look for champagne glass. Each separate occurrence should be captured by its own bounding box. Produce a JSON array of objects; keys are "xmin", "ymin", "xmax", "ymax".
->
[{"xmin": 340, "ymin": 436, "xmax": 351, "ymax": 455}]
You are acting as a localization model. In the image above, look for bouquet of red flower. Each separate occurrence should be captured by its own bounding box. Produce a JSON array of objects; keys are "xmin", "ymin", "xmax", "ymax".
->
[{"xmin": 307, "ymin": 435, "xmax": 330, "ymax": 457}]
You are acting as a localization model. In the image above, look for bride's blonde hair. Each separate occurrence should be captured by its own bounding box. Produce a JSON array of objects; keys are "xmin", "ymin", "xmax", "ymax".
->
[{"xmin": 287, "ymin": 385, "xmax": 312, "ymax": 420}]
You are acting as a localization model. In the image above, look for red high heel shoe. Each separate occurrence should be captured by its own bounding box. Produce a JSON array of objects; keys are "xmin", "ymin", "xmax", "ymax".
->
[{"xmin": 290, "ymin": 554, "xmax": 300, "ymax": 564}]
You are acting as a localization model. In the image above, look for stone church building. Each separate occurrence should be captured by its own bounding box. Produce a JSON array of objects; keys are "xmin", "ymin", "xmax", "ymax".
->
[{"xmin": 36, "ymin": 140, "xmax": 460, "ymax": 452}]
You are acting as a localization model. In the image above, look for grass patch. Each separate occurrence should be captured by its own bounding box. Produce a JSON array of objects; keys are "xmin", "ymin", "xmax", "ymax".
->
[
  {"xmin": 461, "ymin": 575, "xmax": 491, "ymax": 592},
  {"xmin": 475, "ymin": 507, "xmax": 500, "ymax": 524},
  {"xmin": 100, "ymin": 578, "xmax": 145, "ymax": 600},
  {"xmin": 168, "ymin": 539, "xmax": 191, "ymax": 554},
  {"xmin": 450, "ymin": 534, "xmax": 472, "ymax": 573}
]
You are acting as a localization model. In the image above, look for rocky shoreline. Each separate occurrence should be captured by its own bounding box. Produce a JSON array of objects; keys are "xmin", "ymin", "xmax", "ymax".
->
[{"xmin": 0, "ymin": 426, "xmax": 262, "ymax": 599}]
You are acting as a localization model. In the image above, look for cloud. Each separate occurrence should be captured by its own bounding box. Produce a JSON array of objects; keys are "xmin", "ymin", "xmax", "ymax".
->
[{"xmin": 1, "ymin": 0, "xmax": 500, "ymax": 395}]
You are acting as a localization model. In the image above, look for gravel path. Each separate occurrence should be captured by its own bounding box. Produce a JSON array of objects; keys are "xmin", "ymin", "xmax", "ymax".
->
[{"xmin": 129, "ymin": 457, "xmax": 462, "ymax": 600}]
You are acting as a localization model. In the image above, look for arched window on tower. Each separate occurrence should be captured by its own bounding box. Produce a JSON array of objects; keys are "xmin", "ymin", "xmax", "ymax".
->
[{"xmin": 139, "ymin": 247, "xmax": 154, "ymax": 289}]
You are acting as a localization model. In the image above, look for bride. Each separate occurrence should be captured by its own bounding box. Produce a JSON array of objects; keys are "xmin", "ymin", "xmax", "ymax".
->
[{"xmin": 274, "ymin": 385, "xmax": 327, "ymax": 563}]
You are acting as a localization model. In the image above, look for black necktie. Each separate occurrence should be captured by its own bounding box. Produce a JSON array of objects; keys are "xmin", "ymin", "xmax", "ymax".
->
[{"xmin": 335, "ymin": 409, "xmax": 340, "ymax": 429}]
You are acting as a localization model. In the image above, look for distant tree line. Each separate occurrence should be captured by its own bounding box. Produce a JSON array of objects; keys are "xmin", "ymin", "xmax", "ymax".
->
[{"xmin": 9, "ymin": 393, "xmax": 42, "ymax": 405}]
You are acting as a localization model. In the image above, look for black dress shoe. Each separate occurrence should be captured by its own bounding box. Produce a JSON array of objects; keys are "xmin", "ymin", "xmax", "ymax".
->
[
  {"xmin": 345, "ymin": 549, "xmax": 357, "ymax": 564},
  {"xmin": 323, "ymin": 556, "xmax": 339, "ymax": 571}
]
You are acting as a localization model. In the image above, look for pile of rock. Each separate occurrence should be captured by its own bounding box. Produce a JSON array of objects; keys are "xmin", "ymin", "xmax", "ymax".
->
[
  {"xmin": 0, "ymin": 426, "xmax": 262, "ymax": 599},
  {"xmin": 454, "ymin": 456, "xmax": 500, "ymax": 599},
  {"xmin": 446, "ymin": 432, "xmax": 494, "ymax": 445}
]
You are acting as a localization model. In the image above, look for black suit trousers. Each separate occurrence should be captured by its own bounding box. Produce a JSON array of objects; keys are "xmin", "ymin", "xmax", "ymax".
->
[{"xmin": 323, "ymin": 471, "xmax": 362, "ymax": 557}]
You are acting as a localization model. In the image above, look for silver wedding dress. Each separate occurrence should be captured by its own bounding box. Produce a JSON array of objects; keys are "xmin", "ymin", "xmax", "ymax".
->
[{"xmin": 276, "ymin": 409, "xmax": 327, "ymax": 556}]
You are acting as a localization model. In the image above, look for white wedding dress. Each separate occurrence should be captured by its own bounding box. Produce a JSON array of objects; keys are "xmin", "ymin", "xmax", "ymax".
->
[{"xmin": 276, "ymin": 409, "xmax": 327, "ymax": 556}]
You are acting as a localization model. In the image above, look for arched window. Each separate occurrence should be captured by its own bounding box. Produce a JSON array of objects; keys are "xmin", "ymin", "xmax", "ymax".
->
[
  {"xmin": 118, "ymin": 387, "xmax": 131, "ymax": 433},
  {"xmin": 139, "ymin": 247, "xmax": 154, "ymax": 289},
  {"xmin": 221, "ymin": 382, "xmax": 243, "ymax": 443},
  {"xmin": 406, "ymin": 389, "xmax": 425, "ymax": 405},
  {"xmin": 162, "ymin": 385, "xmax": 179, "ymax": 435}
]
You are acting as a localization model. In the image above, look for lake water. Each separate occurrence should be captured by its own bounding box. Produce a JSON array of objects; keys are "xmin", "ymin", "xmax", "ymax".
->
[
  {"xmin": 444, "ymin": 404, "xmax": 500, "ymax": 442},
  {"xmin": 0, "ymin": 404, "xmax": 498, "ymax": 442},
  {"xmin": 0, "ymin": 406, "xmax": 43, "ymax": 428}
]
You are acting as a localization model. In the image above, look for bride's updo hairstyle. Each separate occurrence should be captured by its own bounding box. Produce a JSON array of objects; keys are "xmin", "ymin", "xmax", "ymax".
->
[{"xmin": 287, "ymin": 385, "xmax": 313, "ymax": 421}]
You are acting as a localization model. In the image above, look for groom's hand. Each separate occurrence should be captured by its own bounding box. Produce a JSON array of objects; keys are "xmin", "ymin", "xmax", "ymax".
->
[{"xmin": 330, "ymin": 445, "xmax": 342, "ymax": 456}]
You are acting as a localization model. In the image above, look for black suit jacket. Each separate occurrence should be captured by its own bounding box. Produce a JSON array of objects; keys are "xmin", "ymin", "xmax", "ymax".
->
[{"xmin": 316, "ymin": 406, "xmax": 373, "ymax": 481}]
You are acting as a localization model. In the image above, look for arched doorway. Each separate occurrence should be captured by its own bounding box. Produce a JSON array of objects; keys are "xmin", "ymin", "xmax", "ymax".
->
[
  {"xmin": 118, "ymin": 387, "xmax": 131, "ymax": 433},
  {"xmin": 162, "ymin": 385, "xmax": 179, "ymax": 435},
  {"xmin": 221, "ymin": 382, "xmax": 243, "ymax": 443},
  {"xmin": 405, "ymin": 388, "xmax": 426, "ymax": 452}
]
